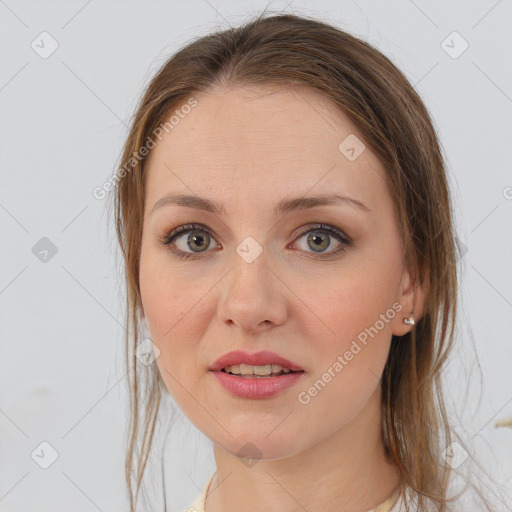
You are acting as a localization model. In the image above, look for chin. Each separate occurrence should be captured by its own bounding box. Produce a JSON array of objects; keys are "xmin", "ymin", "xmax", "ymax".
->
[{"xmin": 213, "ymin": 429, "xmax": 304, "ymax": 462}]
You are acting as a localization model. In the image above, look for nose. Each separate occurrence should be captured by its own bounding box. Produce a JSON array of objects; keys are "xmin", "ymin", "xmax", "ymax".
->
[{"xmin": 216, "ymin": 247, "xmax": 288, "ymax": 335}]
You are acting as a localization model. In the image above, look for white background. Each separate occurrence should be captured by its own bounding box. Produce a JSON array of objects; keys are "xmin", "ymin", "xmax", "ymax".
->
[{"xmin": 0, "ymin": 1, "xmax": 511, "ymax": 511}]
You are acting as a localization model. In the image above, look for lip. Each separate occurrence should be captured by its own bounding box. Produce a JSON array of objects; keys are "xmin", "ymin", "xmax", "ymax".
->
[
  {"xmin": 211, "ymin": 370, "xmax": 305, "ymax": 399},
  {"xmin": 209, "ymin": 350, "xmax": 304, "ymax": 372}
]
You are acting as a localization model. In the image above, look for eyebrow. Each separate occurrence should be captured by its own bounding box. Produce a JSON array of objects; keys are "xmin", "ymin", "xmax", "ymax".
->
[{"xmin": 151, "ymin": 192, "xmax": 371, "ymax": 217}]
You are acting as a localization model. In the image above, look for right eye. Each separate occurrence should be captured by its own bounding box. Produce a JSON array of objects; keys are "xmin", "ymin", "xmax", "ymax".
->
[{"xmin": 158, "ymin": 223, "xmax": 219, "ymax": 260}]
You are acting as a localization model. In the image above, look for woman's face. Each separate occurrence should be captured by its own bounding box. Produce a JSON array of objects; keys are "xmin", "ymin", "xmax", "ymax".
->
[{"xmin": 139, "ymin": 84, "xmax": 419, "ymax": 460}]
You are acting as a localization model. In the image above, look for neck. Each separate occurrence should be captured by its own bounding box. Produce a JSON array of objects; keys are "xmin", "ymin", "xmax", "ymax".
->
[{"xmin": 205, "ymin": 389, "xmax": 401, "ymax": 512}]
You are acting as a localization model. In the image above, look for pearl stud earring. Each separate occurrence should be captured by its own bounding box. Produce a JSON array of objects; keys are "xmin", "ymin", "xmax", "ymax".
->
[{"xmin": 403, "ymin": 313, "xmax": 415, "ymax": 325}]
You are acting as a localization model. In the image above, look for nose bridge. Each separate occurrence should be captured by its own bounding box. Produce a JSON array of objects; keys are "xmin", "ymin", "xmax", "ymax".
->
[
  {"xmin": 217, "ymin": 238, "xmax": 286, "ymax": 331},
  {"xmin": 226, "ymin": 236, "xmax": 272, "ymax": 303}
]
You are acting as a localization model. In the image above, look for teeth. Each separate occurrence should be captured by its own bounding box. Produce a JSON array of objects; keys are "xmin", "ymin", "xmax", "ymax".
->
[{"xmin": 224, "ymin": 364, "xmax": 293, "ymax": 375}]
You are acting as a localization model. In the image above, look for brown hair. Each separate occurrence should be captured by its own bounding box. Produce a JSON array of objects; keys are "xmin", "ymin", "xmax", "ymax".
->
[{"xmin": 108, "ymin": 10, "xmax": 499, "ymax": 512}]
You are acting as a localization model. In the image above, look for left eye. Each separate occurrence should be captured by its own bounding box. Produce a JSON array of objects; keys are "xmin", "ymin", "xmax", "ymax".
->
[
  {"xmin": 292, "ymin": 224, "xmax": 350, "ymax": 256},
  {"xmin": 159, "ymin": 223, "xmax": 352, "ymax": 260}
]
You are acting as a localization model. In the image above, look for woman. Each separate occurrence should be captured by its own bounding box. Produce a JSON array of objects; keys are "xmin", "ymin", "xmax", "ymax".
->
[{"xmin": 109, "ymin": 11, "xmax": 505, "ymax": 512}]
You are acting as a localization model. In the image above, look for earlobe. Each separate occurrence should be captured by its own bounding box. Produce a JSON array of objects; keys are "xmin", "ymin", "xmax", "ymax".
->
[
  {"xmin": 403, "ymin": 313, "xmax": 415, "ymax": 325},
  {"xmin": 391, "ymin": 309, "xmax": 416, "ymax": 337}
]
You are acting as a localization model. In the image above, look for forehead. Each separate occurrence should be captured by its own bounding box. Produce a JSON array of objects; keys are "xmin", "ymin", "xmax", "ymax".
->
[{"xmin": 144, "ymin": 84, "xmax": 389, "ymax": 218}]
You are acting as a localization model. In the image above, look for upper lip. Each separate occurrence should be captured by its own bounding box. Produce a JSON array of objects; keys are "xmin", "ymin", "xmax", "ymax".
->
[{"xmin": 209, "ymin": 350, "xmax": 304, "ymax": 372}]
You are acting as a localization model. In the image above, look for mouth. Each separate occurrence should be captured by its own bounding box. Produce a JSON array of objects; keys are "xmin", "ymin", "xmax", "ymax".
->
[
  {"xmin": 219, "ymin": 364, "xmax": 305, "ymax": 378},
  {"xmin": 211, "ymin": 363, "xmax": 306, "ymax": 399},
  {"xmin": 209, "ymin": 350, "xmax": 304, "ymax": 373}
]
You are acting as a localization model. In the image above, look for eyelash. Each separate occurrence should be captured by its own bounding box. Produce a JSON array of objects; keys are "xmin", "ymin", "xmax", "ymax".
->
[{"xmin": 158, "ymin": 223, "xmax": 352, "ymax": 261}]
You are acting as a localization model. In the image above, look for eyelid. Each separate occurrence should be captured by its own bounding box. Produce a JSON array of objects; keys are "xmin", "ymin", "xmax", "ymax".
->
[
  {"xmin": 159, "ymin": 223, "xmax": 217, "ymax": 247},
  {"xmin": 292, "ymin": 223, "xmax": 351, "ymax": 245}
]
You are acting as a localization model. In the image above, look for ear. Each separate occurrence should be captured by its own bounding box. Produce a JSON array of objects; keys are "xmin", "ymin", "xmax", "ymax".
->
[{"xmin": 391, "ymin": 265, "xmax": 427, "ymax": 337}]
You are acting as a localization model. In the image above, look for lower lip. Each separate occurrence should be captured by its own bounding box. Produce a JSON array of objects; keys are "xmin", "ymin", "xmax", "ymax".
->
[{"xmin": 211, "ymin": 370, "xmax": 305, "ymax": 399}]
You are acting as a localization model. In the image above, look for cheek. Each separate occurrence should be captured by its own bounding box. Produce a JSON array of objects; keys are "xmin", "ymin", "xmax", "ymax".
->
[
  {"xmin": 305, "ymin": 265, "xmax": 396, "ymax": 341},
  {"xmin": 139, "ymin": 238, "xmax": 193, "ymax": 336},
  {"xmin": 139, "ymin": 249, "xmax": 187, "ymax": 369},
  {"xmin": 140, "ymin": 276, "xmax": 200, "ymax": 404},
  {"xmin": 293, "ymin": 289, "xmax": 392, "ymax": 430},
  {"xmin": 138, "ymin": 246, "xmax": 216, "ymax": 401},
  {"xmin": 296, "ymin": 266, "xmax": 397, "ymax": 394}
]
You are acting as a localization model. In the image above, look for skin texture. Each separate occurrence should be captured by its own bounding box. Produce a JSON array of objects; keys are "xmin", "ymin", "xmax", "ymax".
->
[{"xmin": 139, "ymin": 84, "xmax": 426, "ymax": 511}]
